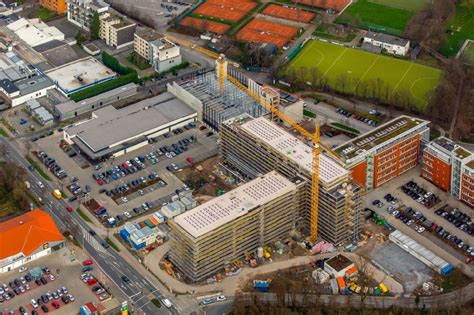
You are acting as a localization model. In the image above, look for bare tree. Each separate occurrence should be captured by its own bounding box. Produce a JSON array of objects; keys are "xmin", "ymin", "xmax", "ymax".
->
[{"xmin": 335, "ymin": 73, "xmax": 351, "ymax": 94}]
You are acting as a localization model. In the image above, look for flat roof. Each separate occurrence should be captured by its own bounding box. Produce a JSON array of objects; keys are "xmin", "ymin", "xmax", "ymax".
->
[
  {"xmin": 66, "ymin": 92, "xmax": 196, "ymax": 153},
  {"xmin": 325, "ymin": 254, "xmax": 353, "ymax": 271},
  {"xmin": 135, "ymin": 28, "xmax": 161, "ymax": 42},
  {"xmin": 173, "ymin": 171, "xmax": 296, "ymax": 238},
  {"xmin": 453, "ymin": 147, "xmax": 472, "ymax": 160},
  {"xmin": 335, "ymin": 115, "xmax": 429, "ymax": 161},
  {"xmin": 430, "ymin": 137, "xmax": 457, "ymax": 153},
  {"xmin": 55, "ymin": 83, "xmax": 137, "ymax": 115},
  {"xmin": 16, "ymin": 75, "xmax": 54, "ymax": 96},
  {"xmin": 45, "ymin": 57, "xmax": 116, "ymax": 93},
  {"xmin": 237, "ymin": 116, "xmax": 349, "ymax": 184},
  {"xmin": 7, "ymin": 18, "xmax": 64, "ymax": 47}
]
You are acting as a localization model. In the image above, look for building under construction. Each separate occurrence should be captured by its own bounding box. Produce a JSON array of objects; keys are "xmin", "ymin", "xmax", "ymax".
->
[
  {"xmin": 167, "ymin": 70, "xmax": 266, "ymax": 131},
  {"xmin": 220, "ymin": 114, "xmax": 363, "ymax": 245},
  {"xmin": 168, "ymin": 171, "xmax": 306, "ymax": 283}
]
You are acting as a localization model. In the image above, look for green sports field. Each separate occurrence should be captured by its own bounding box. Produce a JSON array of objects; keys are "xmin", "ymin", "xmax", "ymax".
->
[
  {"xmin": 287, "ymin": 40, "xmax": 441, "ymax": 110},
  {"xmin": 368, "ymin": 0, "xmax": 431, "ymax": 12},
  {"xmin": 441, "ymin": 0, "xmax": 474, "ymax": 57},
  {"xmin": 461, "ymin": 40, "xmax": 474, "ymax": 65},
  {"xmin": 335, "ymin": 0, "xmax": 417, "ymax": 36}
]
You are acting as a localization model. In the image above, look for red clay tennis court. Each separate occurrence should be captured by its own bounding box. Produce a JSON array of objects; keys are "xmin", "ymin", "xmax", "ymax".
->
[
  {"xmin": 292, "ymin": 0, "xmax": 350, "ymax": 11},
  {"xmin": 262, "ymin": 4, "xmax": 315, "ymax": 23},
  {"xmin": 194, "ymin": 2, "xmax": 257, "ymax": 22},
  {"xmin": 194, "ymin": 0, "xmax": 257, "ymax": 22},
  {"xmin": 180, "ymin": 17, "xmax": 230, "ymax": 34},
  {"xmin": 236, "ymin": 19, "xmax": 299, "ymax": 48}
]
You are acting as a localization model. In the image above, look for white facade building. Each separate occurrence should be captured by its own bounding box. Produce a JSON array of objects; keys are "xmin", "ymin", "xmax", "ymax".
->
[
  {"xmin": 363, "ymin": 31, "xmax": 410, "ymax": 56},
  {"xmin": 7, "ymin": 18, "xmax": 64, "ymax": 47}
]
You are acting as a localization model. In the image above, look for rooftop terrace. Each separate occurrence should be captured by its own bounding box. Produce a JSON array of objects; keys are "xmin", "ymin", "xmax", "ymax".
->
[
  {"xmin": 453, "ymin": 147, "xmax": 472, "ymax": 160},
  {"xmin": 335, "ymin": 116, "xmax": 429, "ymax": 161},
  {"xmin": 173, "ymin": 171, "xmax": 296, "ymax": 238}
]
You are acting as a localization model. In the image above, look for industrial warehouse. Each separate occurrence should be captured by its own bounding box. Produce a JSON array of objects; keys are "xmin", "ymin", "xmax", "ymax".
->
[
  {"xmin": 219, "ymin": 114, "xmax": 363, "ymax": 245},
  {"xmin": 169, "ymin": 171, "xmax": 306, "ymax": 282},
  {"xmin": 64, "ymin": 92, "xmax": 197, "ymax": 160}
]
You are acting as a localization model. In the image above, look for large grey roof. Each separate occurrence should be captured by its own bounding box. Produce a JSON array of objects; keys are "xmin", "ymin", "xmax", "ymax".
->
[
  {"xmin": 16, "ymin": 75, "xmax": 54, "ymax": 96},
  {"xmin": 0, "ymin": 78, "xmax": 19, "ymax": 94},
  {"xmin": 365, "ymin": 31, "xmax": 409, "ymax": 46},
  {"xmin": 67, "ymin": 92, "xmax": 196, "ymax": 152},
  {"xmin": 55, "ymin": 83, "xmax": 137, "ymax": 115}
]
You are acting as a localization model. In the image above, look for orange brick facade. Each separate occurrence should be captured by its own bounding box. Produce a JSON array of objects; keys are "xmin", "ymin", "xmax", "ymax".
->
[
  {"xmin": 351, "ymin": 161, "xmax": 367, "ymax": 188},
  {"xmin": 421, "ymin": 151, "xmax": 451, "ymax": 191},
  {"xmin": 373, "ymin": 135, "xmax": 419, "ymax": 188},
  {"xmin": 40, "ymin": 0, "xmax": 67, "ymax": 14}
]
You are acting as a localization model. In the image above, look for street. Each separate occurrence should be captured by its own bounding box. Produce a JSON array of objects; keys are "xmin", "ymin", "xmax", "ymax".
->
[{"xmin": 0, "ymin": 137, "xmax": 178, "ymax": 315}]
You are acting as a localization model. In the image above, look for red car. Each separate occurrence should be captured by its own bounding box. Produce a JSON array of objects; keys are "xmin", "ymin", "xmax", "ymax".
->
[
  {"xmin": 82, "ymin": 259, "xmax": 93, "ymax": 266},
  {"xmin": 87, "ymin": 278, "xmax": 97, "ymax": 286},
  {"xmin": 52, "ymin": 301, "xmax": 60, "ymax": 309},
  {"xmin": 97, "ymin": 179, "xmax": 104, "ymax": 186},
  {"xmin": 66, "ymin": 206, "xmax": 73, "ymax": 213}
]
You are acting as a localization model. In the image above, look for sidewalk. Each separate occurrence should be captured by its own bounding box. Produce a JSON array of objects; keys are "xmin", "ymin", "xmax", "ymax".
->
[{"xmin": 144, "ymin": 243, "xmax": 404, "ymax": 296}]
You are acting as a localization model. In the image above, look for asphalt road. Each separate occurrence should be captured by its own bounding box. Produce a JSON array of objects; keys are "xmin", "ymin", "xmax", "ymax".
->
[{"xmin": 0, "ymin": 137, "xmax": 178, "ymax": 315}]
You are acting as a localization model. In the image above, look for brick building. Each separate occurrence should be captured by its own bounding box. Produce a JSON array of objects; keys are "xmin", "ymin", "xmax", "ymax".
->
[{"xmin": 335, "ymin": 115, "xmax": 430, "ymax": 191}]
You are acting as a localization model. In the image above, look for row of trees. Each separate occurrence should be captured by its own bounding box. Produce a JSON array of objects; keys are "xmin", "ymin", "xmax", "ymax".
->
[
  {"xmin": 282, "ymin": 67, "xmax": 419, "ymax": 113},
  {"xmin": 0, "ymin": 144, "xmax": 29, "ymax": 214}
]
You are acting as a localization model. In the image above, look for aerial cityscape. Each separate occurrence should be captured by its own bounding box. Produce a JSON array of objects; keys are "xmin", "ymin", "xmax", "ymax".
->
[{"xmin": 0, "ymin": 0, "xmax": 472, "ymax": 314}]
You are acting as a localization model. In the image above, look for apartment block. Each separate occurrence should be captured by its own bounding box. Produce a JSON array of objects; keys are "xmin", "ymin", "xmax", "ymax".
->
[
  {"xmin": 220, "ymin": 114, "xmax": 363, "ymax": 245},
  {"xmin": 99, "ymin": 15, "xmax": 136, "ymax": 49},
  {"xmin": 67, "ymin": 0, "xmax": 109, "ymax": 31},
  {"xmin": 421, "ymin": 137, "xmax": 474, "ymax": 208},
  {"xmin": 335, "ymin": 115, "xmax": 430, "ymax": 190},
  {"xmin": 134, "ymin": 28, "xmax": 161, "ymax": 61},
  {"xmin": 40, "ymin": 0, "xmax": 67, "ymax": 14},
  {"xmin": 421, "ymin": 137, "xmax": 455, "ymax": 191},
  {"xmin": 169, "ymin": 171, "xmax": 306, "ymax": 282}
]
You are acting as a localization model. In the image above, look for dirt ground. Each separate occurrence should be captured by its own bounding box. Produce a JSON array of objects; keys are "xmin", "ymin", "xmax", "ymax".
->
[{"xmin": 175, "ymin": 156, "xmax": 236, "ymax": 198}]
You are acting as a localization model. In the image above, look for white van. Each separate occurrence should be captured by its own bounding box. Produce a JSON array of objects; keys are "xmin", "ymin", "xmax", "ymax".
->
[{"xmin": 161, "ymin": 298, "xmax": 172, "ymax": 308}]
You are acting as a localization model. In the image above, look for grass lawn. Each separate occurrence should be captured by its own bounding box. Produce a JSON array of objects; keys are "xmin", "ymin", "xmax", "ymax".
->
[
  {"xmin": 368, "ymin": 0, "xmax": 430, "ymax": 12},
  {"xmin": 336, "ymin": 0, "xmax": 415, "ymax": 36},
  {"xmin": 151, "ymin": 298, "xmax": 161, "ymax": 308},
  {"xmin": 441, "ymin": 0, "xmax": 474, "ymax": 57},
  {"xmin": 303, "ymin": 109, "xmax": 316, "ymax": 118},
  {"xmin": 77, "ymin": 208, "xmax": 92, "ymax": 223},
  {"xmin": 126, "ymin": 52, "xmax": 151, "ymax": 70},
  {"xmin": 313, "ymin": 23, "xmax": 357, "ymax": 42},
  {"xmin": 34, "ymin": 7, "xmax": 56, "ymax": 21},
  {"xmin": 287, "ymin": 40, "xmax": 441, "ymax": 111},
  {"xmin": 106, "ymin": 237, "xmax": 121, "ymax": 252},
  {"xmin": 0, "ymin": 127, "xmax": 8, "ymax": 138},
  {"xmin": 330, "ymin": 122, "xmax": 361, "ymax": 135},
  {"xmin": 25, "ymin": 156, "xmax": 51, "ymax": 181}
]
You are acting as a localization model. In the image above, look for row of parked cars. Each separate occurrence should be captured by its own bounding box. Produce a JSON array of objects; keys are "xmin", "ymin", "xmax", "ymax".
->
[
  {"xmin": 335, "ymin": 108, "xmax": 380, "ymax": 126},
  {"xmin": 160, "ymin": 135, "xmax": 196, "ymax": 158},
  {"xmin": 435, "ymin": 207, "xmax": 473, "ymax": 236},
  {"xmin": 93, "ymin": 156, "xmax": 148, "ymax": 186},
  {"xmin": 30, "ymin": 286, "xmax": 75, "ymax": 313},
  {"xmin": 105, "ymin": 172, "xmax": 164, "ymax": 201},
  {"xmin": 401, "ymin": 181, "xmax": 440, "ymax": 208},
  {"xmin": 0, "ymin": 267, "xmax": 52, "ymax": 304},
  {"xmin": 426, "ymin": 220, "xmax": 473, "ymax": 257},
  {"xmin": 37, "ymin": 151, "xmax": 67, "ymax": 179}
]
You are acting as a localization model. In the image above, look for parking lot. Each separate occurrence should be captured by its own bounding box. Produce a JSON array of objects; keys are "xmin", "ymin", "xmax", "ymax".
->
[
  {"xmin": 0, "ymin": 247, "xmax": 102, "ymax": 315},
  {"xmin": 33, "ymin": 123, "xmax": 218, "ymax": 224},
  {"xmin": 365, "ymin": 168, "xmax": 473, "ymax": 267}
]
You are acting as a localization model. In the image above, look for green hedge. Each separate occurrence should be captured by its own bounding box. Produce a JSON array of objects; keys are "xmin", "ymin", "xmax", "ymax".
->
[
  {"xmin": 69, "ymin": 72, "xmax": 138, "ymax": 102},
  {"xmin": 102, "ymin": 51, "xmax": 136, "ymax": 76}
]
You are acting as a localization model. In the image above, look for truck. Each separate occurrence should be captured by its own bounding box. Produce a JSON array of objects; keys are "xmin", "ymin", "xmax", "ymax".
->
[
  {"xmin": 253, "ymin": 280, "xmax": 270, "ymax": 292},
  {"xmin": 53, "ymin": 190, "xmax": 62, "ymax": 199}
]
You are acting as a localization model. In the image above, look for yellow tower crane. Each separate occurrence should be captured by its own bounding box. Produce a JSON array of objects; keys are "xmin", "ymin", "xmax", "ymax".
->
[{"xmin": 163, "ymin": 35, "xmax": 348, "ymax": 241}]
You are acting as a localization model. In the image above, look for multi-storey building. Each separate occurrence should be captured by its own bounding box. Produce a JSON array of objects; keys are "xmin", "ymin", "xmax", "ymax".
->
[
  {"xmin": 40, "ymin": 0, "xmax": 67, "ymax": 14},
  {"xmin": 421, "ymin": 137, "xmax": 456, "ymax": 192},
  {"xmin": 67, "ymin": 0, "xmax": 109, "ymax": 31},
  {"xmin": 334, "ymin": 115, "xmax": 430, "ymax": 191},
  {"xmin": 134, "ymin": 29, "xmax": 182, "ymax": 72},
  {"xmin": 220, "ymin": 114, "xmax": 363, "ymax": 245},
  {"xmin": 421, "ymin": 136, "xmax": 474, "ymax": 208},
  {"xmin": 169, "ymin": 171, "xmax": 306, "ymax": 282},
  {"xmin": 99, "ymin": 15, "xmax": 136, "ymax": 49},
  {"xmin": 134, "ymin": 28, "xmax": 161, "ymax": 61}
]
